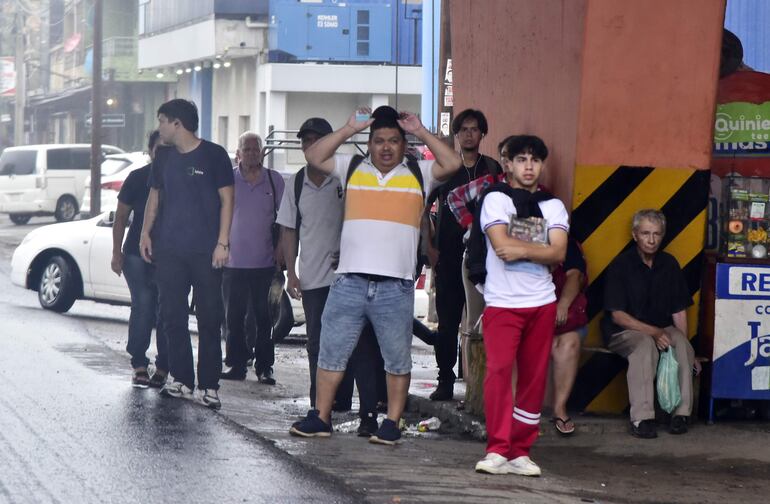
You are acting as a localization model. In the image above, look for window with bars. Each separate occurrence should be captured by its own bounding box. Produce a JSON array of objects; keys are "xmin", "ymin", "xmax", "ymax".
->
[{"xmin": 356, "ymin": 10, "xmax": 369, "ymax": 57}]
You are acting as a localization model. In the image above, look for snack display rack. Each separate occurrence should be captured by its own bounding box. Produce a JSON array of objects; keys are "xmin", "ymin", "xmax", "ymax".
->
[{"xmin": 723, "ymin": 176, "xmax": 770, "ymax": 260}]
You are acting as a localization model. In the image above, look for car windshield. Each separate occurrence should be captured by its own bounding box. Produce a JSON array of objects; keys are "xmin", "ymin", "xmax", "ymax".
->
[{"xmin": 101, "ymin": 158, "xmax": 131, "ymax": 176}]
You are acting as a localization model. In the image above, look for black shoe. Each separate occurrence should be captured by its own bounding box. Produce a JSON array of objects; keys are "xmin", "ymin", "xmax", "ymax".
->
[
  {"xmin": 630, "ymin": 419, "xmax": 658, "ymax": 439},
  {"xmin": 369, "ymin": 418, "xmax": 401, "ymax": 445},
  {"xmin": 289, "ymin": 409, "xmax": 333, "ymax": 438},
  {"xmin": 429, "ymin": 381, "xmax": 454, "ymax": 401},
  {"xmin": 669, "ymin": 415, "xmax": 688, "ymax": 435},
  {"xmin": 220, "ymin": 366, "xmax": 247, "ymax": 380},
  {"xmin": 257, "ymin": 368, "xmax": 276, "ymax": 385},
  {"xmin": 357, "ymin": 414, "xmax": 379, "ymax": 437},
  {"xmin": 131, "ymin": 369, "xmax": 150, "ymax": 389},
  {"xmin": 148, "ymin": 370, "xmax": 168, "ymax": 388}
]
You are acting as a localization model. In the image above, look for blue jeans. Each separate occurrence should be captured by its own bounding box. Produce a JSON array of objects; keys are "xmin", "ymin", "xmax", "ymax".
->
[
  {"xmin": 318, "ymin": 274, "xmax": 414, "ymax": 375},
  {"xmin": 155, "ymin": 251, "xmax": 223, "ymax": 390},
  {"xmin": 122, "ymin": 253, "xmax": 168, "ymax": 371}
]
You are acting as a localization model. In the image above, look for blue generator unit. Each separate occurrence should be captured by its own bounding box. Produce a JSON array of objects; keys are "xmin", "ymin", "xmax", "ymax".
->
[{"xmin": 269, "ymin": 0, "xmax": 422, "ymax": 65}]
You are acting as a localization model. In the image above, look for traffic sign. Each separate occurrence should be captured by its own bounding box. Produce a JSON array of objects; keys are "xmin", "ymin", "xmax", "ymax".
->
[{"xmin": 85, "ymin": 113, "xmax": 125, "ymax": 128}]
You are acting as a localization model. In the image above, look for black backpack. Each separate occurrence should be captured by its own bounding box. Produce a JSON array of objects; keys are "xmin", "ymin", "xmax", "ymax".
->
[
  {"xmin": 465, "ymin": 183, "xmax": 555, "ymax": 286},
  {"xmin": 346, "ymin": 153, "xmax": 426, "ymax": 278}
]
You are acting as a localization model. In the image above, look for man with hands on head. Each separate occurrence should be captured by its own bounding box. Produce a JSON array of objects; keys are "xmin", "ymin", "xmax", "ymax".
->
[
  {"xmin": 139, "ymin": 98, "xmax": 234, "ymax": 410},
  {"xmin": 289, "ymin": 106, "xmax": 462, "ymax": 445}
]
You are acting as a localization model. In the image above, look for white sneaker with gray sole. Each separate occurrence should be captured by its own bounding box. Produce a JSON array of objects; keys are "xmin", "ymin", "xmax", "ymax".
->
[
  {"xmin": 508, "ymin": 456, "xmax": 541, "ymax": 477},
  {"xmin": 475, "ymin": 453, "xmax": 513, "ymax": 475}
]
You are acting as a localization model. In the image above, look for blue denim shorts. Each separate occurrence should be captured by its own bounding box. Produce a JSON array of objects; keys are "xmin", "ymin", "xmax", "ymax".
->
[{"xmin": 318, "ymin": 274, "xmax": 414, "ymax": 375}]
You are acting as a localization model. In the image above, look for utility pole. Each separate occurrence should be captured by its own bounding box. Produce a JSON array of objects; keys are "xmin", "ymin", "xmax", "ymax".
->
[
  {"xmin": 436, "ymin": 0, "xmax": 451, "ymax": 139},
  {"xmin": 14, "ymin": 11, "xmax": 26, "ymax": 146},
  {"xmin": 90, "ymin": 0, "xmax": 103, "ymax": 216}
]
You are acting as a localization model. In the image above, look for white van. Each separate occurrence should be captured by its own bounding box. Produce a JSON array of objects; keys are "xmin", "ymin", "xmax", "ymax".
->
[{"xmin": 0, "ymin": 144, "xmax": 124, "ymax": 224}]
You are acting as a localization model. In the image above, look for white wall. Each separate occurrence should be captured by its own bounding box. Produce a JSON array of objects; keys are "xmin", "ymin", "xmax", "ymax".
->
[
  {"xmin": 138, "ymin": 20, "xmax": 217, "ymax": 69},
  {"xmin": 211, "ymin": 58, "xmax": 257, "ymax": 151}
]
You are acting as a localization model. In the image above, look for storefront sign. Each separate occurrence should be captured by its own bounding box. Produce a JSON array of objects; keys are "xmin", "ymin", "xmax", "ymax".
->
[
  {"xmin": 713, "ymin": 263, "xmax": 770, "ymax": 398},
  {"xmin": 0, "ymin": 57, "xmax": 15, "ymax": 97},
  {"xmin": 714, "ymin": 101, "xmax": 770, "ymax": 143}
]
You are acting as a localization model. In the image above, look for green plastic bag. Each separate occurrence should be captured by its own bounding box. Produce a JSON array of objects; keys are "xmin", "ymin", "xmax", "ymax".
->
[{"xmin": 657, "ymin": 348, "xmax": 682, "ymax": 414}]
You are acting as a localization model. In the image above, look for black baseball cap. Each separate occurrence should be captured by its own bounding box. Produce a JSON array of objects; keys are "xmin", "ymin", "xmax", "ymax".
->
[{"xmin": 297, "ymin": 117, "xmax": 333, "ymax": 138}]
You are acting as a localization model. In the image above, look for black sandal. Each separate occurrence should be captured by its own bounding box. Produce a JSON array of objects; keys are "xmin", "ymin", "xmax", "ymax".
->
[
  {"xmin": 552, "ymin": 416, "xmax": 575, "ymax": 436},
  {"xmin": 148, "ymin": 370, "xmax": 168, "ymax": 388},
  {"xmin": 132, "ymin": 370, "xmax": 151, "ymax": 389}
]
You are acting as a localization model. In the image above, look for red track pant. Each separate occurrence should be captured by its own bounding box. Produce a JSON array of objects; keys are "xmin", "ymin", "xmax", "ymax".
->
[{"xmin": 482, "ymin": 303, "xmax": 556, "ymax": 459}]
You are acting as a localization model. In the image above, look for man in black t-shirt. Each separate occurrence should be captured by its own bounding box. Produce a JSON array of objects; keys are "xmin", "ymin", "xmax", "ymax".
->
[
  {"xmin": 602, "ymin": 209, "xmax": 700, "ymax": 439},
  {"xmin": 111, "ymin": 130, "xmax": 168, "ymax": 389},
  {"xmin": 428, "ymin": 109, "xmax": 502, "ymax": 401},
  {"xmin": 140, "ymin": 99, "xmax": 234, "ymax": 410}
]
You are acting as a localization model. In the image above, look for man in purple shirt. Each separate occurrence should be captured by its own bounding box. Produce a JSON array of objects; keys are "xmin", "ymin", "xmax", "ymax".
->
[{"xmin": 221, "ymin": 131, "xmax": 285, "ymax": 383}]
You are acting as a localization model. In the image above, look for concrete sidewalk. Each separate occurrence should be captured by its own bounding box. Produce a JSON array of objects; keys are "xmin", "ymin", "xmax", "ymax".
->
[{"xmin": 206, "ymin": 338, "xmax": 770, "ymax": 504}]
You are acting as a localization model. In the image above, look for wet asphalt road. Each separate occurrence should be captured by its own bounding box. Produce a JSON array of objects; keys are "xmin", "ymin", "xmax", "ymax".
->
[{"xmin": 0, "ymin": 217, "xmax": 358, "ymax": 504}]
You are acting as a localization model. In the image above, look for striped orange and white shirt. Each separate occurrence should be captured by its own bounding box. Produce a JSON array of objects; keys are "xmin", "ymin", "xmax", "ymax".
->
[{"xmin": 332, "ymin": 154, "xmax": 439, "ymax": 279}]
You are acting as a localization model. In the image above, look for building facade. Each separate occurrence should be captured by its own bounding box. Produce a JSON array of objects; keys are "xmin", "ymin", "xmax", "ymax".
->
[{"xmin": 137, "ymin": 0, "xmax": 424, "ymax": 169}]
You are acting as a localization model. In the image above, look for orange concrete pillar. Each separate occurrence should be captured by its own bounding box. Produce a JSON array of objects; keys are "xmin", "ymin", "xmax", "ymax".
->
[{"xmin": 450, "ymin": 0, "xmax": 725, "ymax": 413}]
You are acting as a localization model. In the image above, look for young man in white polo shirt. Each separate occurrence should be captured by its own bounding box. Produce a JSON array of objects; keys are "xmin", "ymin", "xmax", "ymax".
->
[
  {"xmin": 474, "ymin": 135, "xmax": 568, "ymax": 476},
  {"xmin": 289, "ymin": 106, "xmax": 462, "ymax": 444}
]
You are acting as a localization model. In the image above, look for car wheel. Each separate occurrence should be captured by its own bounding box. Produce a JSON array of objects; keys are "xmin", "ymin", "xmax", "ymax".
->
[
  {"xmin": 38, "ymin": 256, "xmax": 78, "ymax": 313},
  {"xmin": 271, "ymin": 290, "xmax": 294, "ymax": 344},
  {"xmin": 54, "ymin": 195, "xmax": 78, "ymax": 222},
  {"xmin": 9, "ymin": 213, "xmax": 31, "ymax": 225}
]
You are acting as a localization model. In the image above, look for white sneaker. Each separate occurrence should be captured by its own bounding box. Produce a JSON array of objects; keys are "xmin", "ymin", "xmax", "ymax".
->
[
  {"xmin": 475, "ymin": 453, "xmax": 513, "ymax": 475},
  {"xmin": 199, "ymin": 389, "xmax": 221, "ymax": 410},
  {"xmin": 160, "ymin": 381, "xmax": 193, "ymax": 398},
  {"xmin": 508, "ymin": 456, "xmax": 541, "ymax": 477}
]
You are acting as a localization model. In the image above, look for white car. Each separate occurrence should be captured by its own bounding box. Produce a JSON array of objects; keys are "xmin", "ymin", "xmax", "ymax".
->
[
  {"xmin": 80, "ymin": 152, "xmax": 150, "ymax": 215},
  {"xmin": 10, "ymin": 213, "xmax": 304, "ymax": 341},
  {"xmin": 0, "ymin": 144, "xmax": 124, "ymax": 224},
  {"xmin": 10, "ymin": 213, "xmax": 433, "ymax": 340}
]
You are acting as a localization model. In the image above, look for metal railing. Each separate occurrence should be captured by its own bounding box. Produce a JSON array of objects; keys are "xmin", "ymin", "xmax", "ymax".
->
[{"xmin": 262, "ymin": 125, "xmax": 427, "ymax": 170}]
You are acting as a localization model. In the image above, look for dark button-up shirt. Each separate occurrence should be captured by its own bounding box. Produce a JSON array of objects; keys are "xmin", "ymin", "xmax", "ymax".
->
[{"xmin": 601, "ymin": 247, "xmax": 692, "ymax": 344}]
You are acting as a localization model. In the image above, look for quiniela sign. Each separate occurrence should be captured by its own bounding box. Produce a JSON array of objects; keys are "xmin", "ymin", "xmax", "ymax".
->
[{"xmin": 714, "ymin": 101, "xmax": 770, "ymax": 142}]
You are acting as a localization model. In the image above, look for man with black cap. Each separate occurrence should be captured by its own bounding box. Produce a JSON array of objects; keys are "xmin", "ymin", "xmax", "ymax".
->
[
  {"xmin": 220, "ymin": 131, "xmax": 285, "ymax": 383},
  {"xmin": 277, "ymin": 117, "xmax": 345, "ymax": 409},
  {"xmin": 289, "ymin": 105, "xmax": 462, "ymax": 445}
]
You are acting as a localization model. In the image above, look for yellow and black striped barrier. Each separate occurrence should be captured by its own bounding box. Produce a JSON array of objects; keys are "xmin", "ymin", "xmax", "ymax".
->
[{"xmin": 568, "ymin": 165, "xmax": 709, "ymax": 413}]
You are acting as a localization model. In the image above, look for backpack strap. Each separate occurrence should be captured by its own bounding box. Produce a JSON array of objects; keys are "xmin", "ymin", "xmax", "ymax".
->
[
  {"xmin": 404, "ymin": 155, "xmax": 425, "ymax": 200},
  {"xmin": 294, "ymin": 167, "xmax": 305, "ymax": 240},
  {"xmin": 266, "ymin": 169, "xmax": 278, "ymax": 221},
  {"xmin": 345, "ymin": 154, "xmax": 366, "ymax": 190}
]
